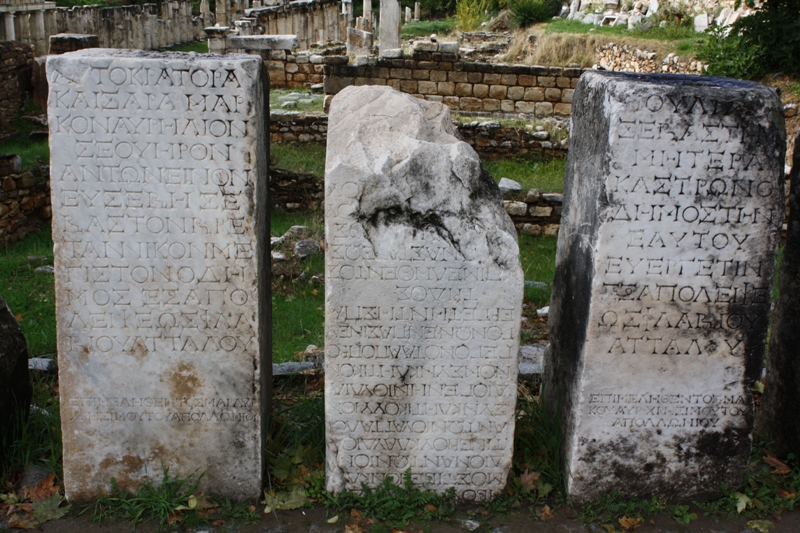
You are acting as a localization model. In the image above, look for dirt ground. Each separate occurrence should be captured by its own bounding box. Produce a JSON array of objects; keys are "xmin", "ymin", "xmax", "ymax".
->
[{"xmin": 23, "ymin": 503, "xmax": 800, "ymax": 533}]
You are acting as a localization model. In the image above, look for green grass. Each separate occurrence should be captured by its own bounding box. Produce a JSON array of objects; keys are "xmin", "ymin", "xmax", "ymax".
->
[
  {"xmin": 271, "ymin": 143, "xmax": 327, "ymax": 176},
  {"xmin": 546, "ymin": 18, "xmax": 698, "ymax": 41},
  {"xmin": 270, "ymin": 89, "xmax": 325, "ymax": 115},
  {"xmin": 271, "ymin": 284, "xmax": 325, "ymax": 364},
  {"xmin": 519, "ymin": 234, "xmax": 557, "ymax": 309},
  {"xmin": 401, "ymin": 19, "xmax": 455, "ymax": 38},
  {"xmin": 0, "ymin": 119, "xmax": 49, "ymax": 169},
  {"xmin": 162, "ymin": 40, "xmax": 209, "ymax": 53},
  {"xmin": 484, "ymin": 157, "xmax": 566, "ymax": 192},
  {"xmin": 0, "ymin": 227, "xmax": 57, "ymax": 358}
]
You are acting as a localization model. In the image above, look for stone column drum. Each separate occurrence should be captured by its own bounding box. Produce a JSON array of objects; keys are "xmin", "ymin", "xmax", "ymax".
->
[
  {"xmin": 542, "ymin": 71, "xmax": 785, "ymax": 503},
  {"xmin": 47, "ymin": 49, "xmax": 271, "ymax": 501},
  {"xmin": 324, "ymin": 86, "xmax": 523, "ymax": 501}
]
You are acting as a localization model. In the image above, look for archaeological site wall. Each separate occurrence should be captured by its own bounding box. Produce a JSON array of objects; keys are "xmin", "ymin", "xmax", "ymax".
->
[{"xmin": 0, "ymin": 41, "xmax": 34, "ymax": 125}]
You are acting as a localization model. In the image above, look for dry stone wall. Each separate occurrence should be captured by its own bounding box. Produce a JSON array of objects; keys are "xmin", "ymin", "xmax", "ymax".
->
[
  {"xmin": 0, "ymin": 159, "xmax": 50, "ymax": 247},
  {"xmin": 323, "ymin": 48, "xmax": 583, "ymax": 117},
  {"xmin": 0, "ymin": 42, "xmax": 34, "ymax": 126}
]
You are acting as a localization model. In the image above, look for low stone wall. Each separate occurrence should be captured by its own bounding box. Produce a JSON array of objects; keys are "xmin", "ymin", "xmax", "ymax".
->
[
  {"xmin": 0, "ymin": 159, "xmax": 51, "ymax": 246},
  {"xmin": 262, "ymin": 49, "xmax": 329, "ymax": 89},
  {"xmin": 270, "ymin": 112, "xmax": 328, "ymax": 143},
  {"xmin": 269, "ymin": 111, "xmax": 568, "ymax": 159},
  {"xmin": 0, "ymin": 42, "xmax": 34, "ymax": 127},
  {"xmin": 270, "ymin": 168, "xmax": 324, "ymax": 211},
  {"xmin": 323, "ymin": 46, "xmax": 583, "ymax": 117},
  {"xmin": 504, "ymin": 192, "xmax": 563, "ymax": 237}
]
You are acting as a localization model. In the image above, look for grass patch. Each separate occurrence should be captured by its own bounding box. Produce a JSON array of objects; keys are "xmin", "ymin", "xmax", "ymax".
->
[
  {"xmin": 401, "ymin": 19, "xmax": 455, "ymax": 38},
  {"xmin": 546, "ymin": 18, "xmax": 697, "ymax": 41},
  {"xmin": 0, "ymin": 119, "xmax": 49, "ymax": 169},
  {"xmin": 519, "ymin": 234, "xmax": 557, "ymax": 309},
  {"xmin": 484, "ymin": 157, "xmax": 565, "ymax": 192},
  {"xmin": 271, "ymin": 143, "xmax": 327, "ymax": 177},
  {"xmin": 0, "ymin": 226, "xmax": 57, "ymax": 358},
  {"xmin": 162, "ymin": 40, "xmax": 209, "ymax": 53}
]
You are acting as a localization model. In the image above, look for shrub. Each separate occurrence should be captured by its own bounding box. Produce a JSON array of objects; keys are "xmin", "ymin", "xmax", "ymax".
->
[
  {"xmin": 508, "ymin": 0, "xmax": 560, "ymax": 27},
  {"xmin": 456, "ymin": 0, "xmax": 489, "ymax": 31},
  {"xmin": 699, "ymin": 0, "xmax": 800, "ymax": 79}
]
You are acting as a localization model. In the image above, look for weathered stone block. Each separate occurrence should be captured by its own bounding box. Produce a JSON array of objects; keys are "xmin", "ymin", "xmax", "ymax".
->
[
  {"xmin": 48, "ymin": 49, "xmax": 271, "ymax": 502},
  {"xmin": 473, "ymin": 84, "xmax": 489, "ymax": 98},
  {"xmin": 757, "ymin": 130, "xmax": 800, "ymax": 457},
  {"xmin": 325, "ymin": 86, "xmax": 522, "ymax": 501},
  {"xmin": 455, "ymin": 83, "xmax": 473, "ymax": 96},
  {"xmin": 489, "ymin": 85, "xmax": 507, "ymax": 99},
  {"xmin": 542, "ymin": 71, "xmax": 785, "ymax": 503},
  {"xmin": 523, "ymin": 87, "xmax": 544, "ymax": 102},
  {"xmin": 418, "ymin": 80, "xmax": 437, "ymax": 94},
  {"xmin": 545, "ymin": 88, "xmax": 561, "ymax": 101},
  {"xmin": 507, "ymin": 86, "xmax": 524, "ymax": 100}
]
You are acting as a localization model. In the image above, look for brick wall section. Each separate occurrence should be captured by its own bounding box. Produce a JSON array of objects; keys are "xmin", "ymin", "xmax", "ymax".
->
[
  {"xmin": 0, "ymin": 42, "xmax": 34, "ymax": 127},
  {"xmin": 0, "ymin": 162, "xmax": 51, "ymax": 246},
  {"xmin": 322, "ymin": 49, "xmax": 586, "ymax": 117},
  {"xmin": 269, "ymin": 112, "xmax": 566, "ymax": 160}
]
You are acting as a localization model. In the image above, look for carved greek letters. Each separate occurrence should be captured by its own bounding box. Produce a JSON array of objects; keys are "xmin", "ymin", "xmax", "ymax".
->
[
  {"xmin": 324, "ymin": 87, "xmax": 524, "ymax": 501},
  {"xmin": 544, "ymin": 72, "xmax": 784, "ymax": 502},
  {"xmin": 48, "ymin": 50, "xmax": 269, "ymax": 501}
]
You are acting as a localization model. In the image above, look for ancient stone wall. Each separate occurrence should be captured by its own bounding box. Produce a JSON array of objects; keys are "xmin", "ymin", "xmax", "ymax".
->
[
  {"xmin": 248, "ymin": 0, "xmax": 343, "ymax": 51},
  {"xmin": 0, "ymin": 161, "xmax": 51, "ymax": 246},
  {"xmin": 323, "ymin": 48, "xmax": 583, "ymax": 117},
  {"xmin": 51, "ymin": 0, "xmax": 205, "ymax": 51},
  {"xmin": 262, "ymin": 49, "xmax": 328, "ymax": 89},
  {"xmin": 0, "ymin": 41, "xmax": 33, "ymax": 126}
]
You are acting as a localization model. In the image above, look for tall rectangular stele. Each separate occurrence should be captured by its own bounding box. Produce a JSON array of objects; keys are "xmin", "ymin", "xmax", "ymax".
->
[
  {"xmin": 48, "ymin": 50, "xmax": 271, "ymax": 501},
  {"xmin": 324, "ymin": 85, "xmax": 523, "ymax": 501},
  {"xmin": 542, "ymin": 71, "xmax": 785, "ymax": 502}
]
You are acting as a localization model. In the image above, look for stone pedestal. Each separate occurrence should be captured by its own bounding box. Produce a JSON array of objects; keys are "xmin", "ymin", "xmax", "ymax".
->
[
  {"xmin": 47, "ymin": 49, "xmax": 271, "ymax": 502},
  {"xmin": 324, "ymin": 86, "xmax": 523, "ymax": 501},
  {"xmin": 542, "ymin": 71, "xmax": 785, "ymax": 503},
  {"xmin": 757, "ymin": 130, "xmax": 800, "ymax": 457}
]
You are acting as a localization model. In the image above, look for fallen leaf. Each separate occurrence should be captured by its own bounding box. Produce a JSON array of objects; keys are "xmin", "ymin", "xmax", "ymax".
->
[
  {"xmin": 520, "ymin": 469, "xmax": 541, "ymax": 491},
  {"xmin": 327, "ymin": 515, "xmax": 339, "ymax": 524},
  {"xmin": 248, "ymin": 505, "xmax": 256, "ymax": 513},
  {"xmin": 262, "ymin": 486, "xmax": 309, "ymax": 512},
  {"xmin": 212, "ymin": 519, "xmax": 225, "ymax": 527},
  {"xmin": 351, "ymin": 508, "xmax": 362, "ymax": 520},
  {"xmin": 777, "ymin": 489, "xmax": 797, "ymax": 499},
  {"xmin": 618, "ymin": 515, "xmax": 642, "ymax": 530},
  {"xmin": 424, "ymin": 504, "xmax": 437, "ymax": 512},
  {"xmin": 167, "ymin": 512, "xmax": 182, "ymax": 524},
  {"xmin": 734, "ymin": 492, "xmax": 752, "ymax": 514},
  {"xmin": 763, "ymin": 451, "xmax": 792, "ymax": 475},
  {"xmin": 14, "ymin": 313, "xmax": 22, "ymax": 323},
  {"xmin": 600, "ymin": 525, "xmax": 618, "ymax": 533},
  {"xmin": 344, "ymin": 522, "xmax": 363, "ymax": 533},
  {"xmin": 23, "ymin": 473, "xmax": 59, "ymax": 502},
  {"xmin": 746, "ymin": 519, "xmax": 773, "ymax": 533},
  {"xmin": 537, "ymin": 504, "xmax": 554, "ymax": 520},
  {"xmin": 7, "ymin": 512, "xmax": 39, "ymax": 529}
]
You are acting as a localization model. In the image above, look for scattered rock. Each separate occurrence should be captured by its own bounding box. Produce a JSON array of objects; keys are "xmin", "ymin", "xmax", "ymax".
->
[
  {"xmin": 19, "ymin": 465, "xmax": 52, "ymax": 496},
  {"xmin": 27, "ymin": 255, "xmax": 48, "ymax": 265},
  {"xmin": 281, "ymin": 101, "xmax": 297, "ymax": 109},
  {"xmin": 532, "ymin": 131, "xmax": 550, "ymax": 140},
  {"xmin": 283, "ymin": 225, "xmax": 312, "ymax": 240},
  {"xmin": 294, "ymin": 239, "xmax": 322, "ymax": 258},
  {"xmin": 272, "ymin": 251, "xmax": 287, "ymax": 261},
  {"xmin": 536, "ymin": 305, "xmax": 550, "ymax": 317},
  {"xmin": 35, "ymin": 265, "xmax": 54, "ymax": 274},
  {"xmin": 28, "ymin": 357, "xmax": 57, "ymax": 373},
  {"xmin": 498, "ymin": 177, "xmax": 522, "ymax": 194},
  {"xmin": 273, "ymin": 362, "xmax": 315, "ymax": 375},
  {"xmin": 458, "ymin": 519, "xmax": 481, "ymax": 531},
  {"xmin": 525, "ymin": 280, "xmax": 549, "ymax": 289}
]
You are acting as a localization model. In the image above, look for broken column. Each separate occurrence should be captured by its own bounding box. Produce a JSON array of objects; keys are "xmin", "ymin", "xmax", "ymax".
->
[
  {"xmin": 757, "ymin": 130, "xmax": 800, "ymax": 457},
  {"xmin": 324, "ymin": 86, "xmax": 523, "ymax": 501},
  {"xmin": 542, "ymin": 71, "xmax": 785, "ymax": 503},
  {"xmin": 378, "ymin": 0, "xmax": 400, "ymax": 55},
  {"xmin": 47, "ymin": 49, "xmax": 271, "ymax": 502}
]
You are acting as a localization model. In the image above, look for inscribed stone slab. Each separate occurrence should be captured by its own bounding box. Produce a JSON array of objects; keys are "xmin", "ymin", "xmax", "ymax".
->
[
  {"xmin": 47, "ymin": 49, "xmax": 271, "ymax": 501},
  {"xmin": 542, "ymin": 71, "xmax": 785, "ymax": 503},
  {"xmin": 379, "ymin": 0, "xmax": 401, "ymax": 53},
  {"xmin": 324, "ymin": 86, "xmax": 523, "ymax": 501}
]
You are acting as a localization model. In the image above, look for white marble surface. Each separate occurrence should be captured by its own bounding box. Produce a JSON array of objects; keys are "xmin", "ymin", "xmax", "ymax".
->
[
  {"xmin": 48, "ymin": 49, "xmax": 270, "ymax": 501},
  {"xmin": 324, "ymin": 86, "xmax": 523, "ymax": 501}
]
